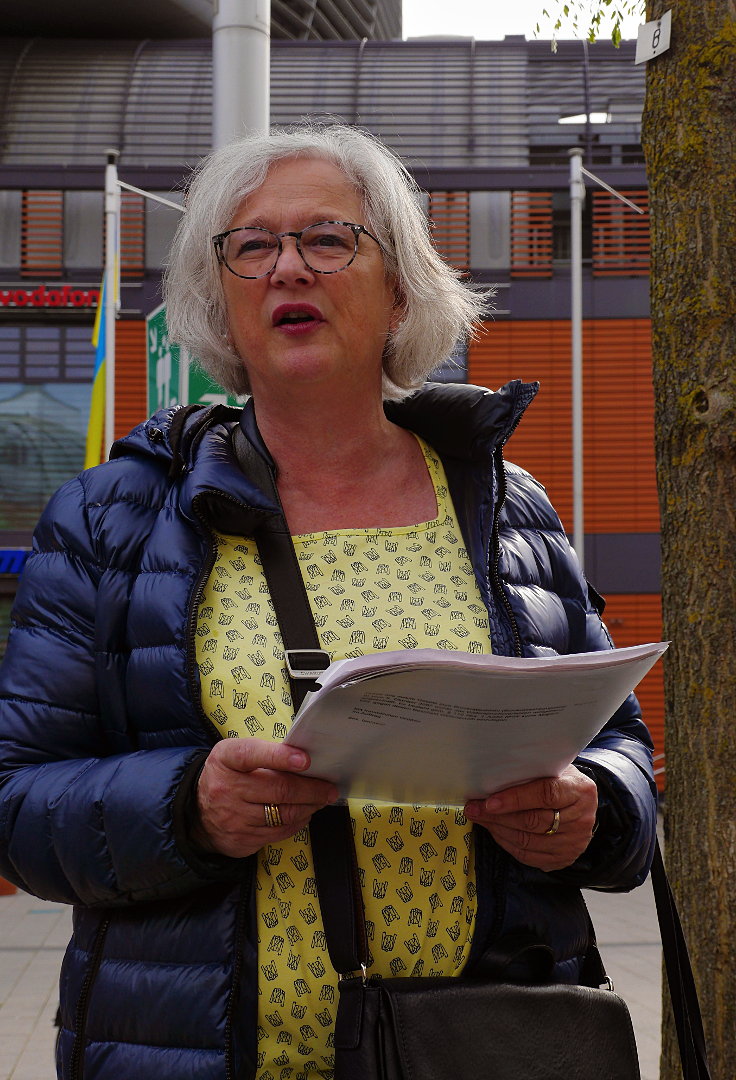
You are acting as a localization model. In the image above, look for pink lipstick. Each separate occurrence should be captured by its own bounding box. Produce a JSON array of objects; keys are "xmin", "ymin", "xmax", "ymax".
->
[{"xmin": 271, "ymin": 303, "xmax": 325, "ymax": 334}]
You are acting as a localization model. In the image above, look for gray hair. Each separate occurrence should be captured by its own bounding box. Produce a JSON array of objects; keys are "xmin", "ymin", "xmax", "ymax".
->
[{"xmin": 163, "ymin": 123, "xmax": 490, "ymax": 401}]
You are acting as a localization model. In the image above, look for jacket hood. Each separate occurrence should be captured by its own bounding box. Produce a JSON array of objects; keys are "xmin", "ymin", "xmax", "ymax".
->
[
  {"xmin": 387, "ymin": 380, "xmax": 539, "ymax": 460},
  {"xmin": 110, "ymin": 402, "xmax": 282, "ymax": 534},
  {"xmin": 108, "ymin": 379, "xmax": 539, "ymax": 529}
]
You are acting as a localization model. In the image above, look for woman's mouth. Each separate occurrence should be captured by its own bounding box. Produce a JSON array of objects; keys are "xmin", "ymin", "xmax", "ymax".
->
[{"xmin": 272, "ymin": 304, "xmax": 325, "ymax": 332}]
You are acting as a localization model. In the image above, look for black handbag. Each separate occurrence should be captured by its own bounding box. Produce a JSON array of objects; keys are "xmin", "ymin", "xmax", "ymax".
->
[
  {"xmin": 311, "ymin": 822, "xmax": 710, "ymax": 1080},
  {"xmin": 333, "ymin": 977, "xmax": 639, "ymax": 1080},
  {"xmin": 309, "ymin": 801, "xmax": 641, "ymax": 1080},
  {"xmin": 238, "ymin": 423, "xmax": 711, "ymax": 1080}
]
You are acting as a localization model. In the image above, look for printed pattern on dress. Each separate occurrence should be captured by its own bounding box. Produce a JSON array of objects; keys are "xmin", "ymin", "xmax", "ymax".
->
[{"xmin": 196, "ymin": 439, "xmax": 493, "ymax": 1080}]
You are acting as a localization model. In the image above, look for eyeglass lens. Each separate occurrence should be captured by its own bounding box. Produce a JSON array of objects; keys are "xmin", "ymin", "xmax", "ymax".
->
[{"xmin": 221, "ymin": 223, "xmax": 358, "ymax": 277}]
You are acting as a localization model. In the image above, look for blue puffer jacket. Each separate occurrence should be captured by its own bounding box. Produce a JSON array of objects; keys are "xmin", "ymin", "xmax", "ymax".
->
[{"xmin": 0, "ymin": 381, "xmax": 657, "ymax": 1080}]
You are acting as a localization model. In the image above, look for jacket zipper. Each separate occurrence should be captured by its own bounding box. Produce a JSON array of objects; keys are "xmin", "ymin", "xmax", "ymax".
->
[
  {"xmin": 224, "ymin": 878, "xmax": 253, "ymax": 1080},
  {"xmin": 490, "ymin": 446, "xmax": 523, "ymax": 658},
  {"xmin": 464, "ymin": 444, "xmax": 522, "ymax": 972},
  {"xmin": 184, "ymin": 523, "xmax": 220, "ymax": 742},
  {"xmin": 184, "ymin": 489, "xmax": 272, "ymax": 739},
  {"xmin": 185, "ymin": 488, "xmax": 270, "ymax": 1074},
  {"xmin": 69, "ymin": 917, "xmax": 110, "ymax": 1080}
]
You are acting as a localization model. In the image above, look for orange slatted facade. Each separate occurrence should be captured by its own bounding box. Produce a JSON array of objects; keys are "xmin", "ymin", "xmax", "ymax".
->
[
  {"xmin": 468, "ymin": 320, "xmax": 664, "ymax": 787},
  {"xmin": 510, "ymin": 191, "xmax": 553, "ymax": 278},
  {"xmin": 21, "ymin": 190, "xmax": 64, "ymax": 277},
  {"xmin": 428, "ymin": 190, "xmax": 470, "ymax": 271},
  {"xmin": 114, "ymin": 320, "xmax": 148, "ymax": 440},
  {"xmin": 120, "ymin": 193, "xmax": 146, "ymax": 279},
  {"xmin": 600, "ymin": 594, "xmax": 664, "ymax": 790},
  {"xmin": 592, "ymin": 190, "xmax": 650, "ymax": 277},
  {"xmin": 468, "ymin": 319, "xmax": 658, "ymax": 533}
]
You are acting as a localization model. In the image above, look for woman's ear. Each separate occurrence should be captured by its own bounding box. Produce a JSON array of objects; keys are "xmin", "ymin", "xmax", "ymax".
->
[
  {"xmin": 388, "ymin": 282, "xmax": 407, "ymax": 334},
  {"xmin": 221, "ymin": 325, "xmax": 236, "ymax": 354}
]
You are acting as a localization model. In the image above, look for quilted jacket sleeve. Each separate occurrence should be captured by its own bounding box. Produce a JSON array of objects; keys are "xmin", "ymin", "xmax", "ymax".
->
[
  {"xmin": 0, "ymin": 473, "xmax": 247, "ymax": 907},
  {"xmin": 499, "ymin": 463, "xmax": 658, "ymax": 891},
  {"xmin": 564, "ymin": 625, "xmax": 657, "ymax": 892}
]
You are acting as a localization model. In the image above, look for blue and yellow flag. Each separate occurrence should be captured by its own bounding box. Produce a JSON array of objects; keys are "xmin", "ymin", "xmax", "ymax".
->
[{"xmin": 84, "ymin": 276, "xmax": 108, "ymax": 469}]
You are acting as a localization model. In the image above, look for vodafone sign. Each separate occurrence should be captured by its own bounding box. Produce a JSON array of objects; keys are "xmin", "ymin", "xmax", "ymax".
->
[{"xmin": 0, "ymin": 283, "xmax": 100, "ymax": 309}]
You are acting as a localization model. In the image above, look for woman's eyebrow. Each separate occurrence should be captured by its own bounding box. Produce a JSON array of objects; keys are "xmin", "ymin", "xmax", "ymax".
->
[{"xmin": 231, "ymin": 213, "xmax": 344, "ymax": 231}]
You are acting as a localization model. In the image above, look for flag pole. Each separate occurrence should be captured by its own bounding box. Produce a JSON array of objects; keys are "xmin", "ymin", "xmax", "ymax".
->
[
  {"xmin": 104, "ymin": 149, "xmax": 120, "ymax": 457},
  {"xmin": 569, "ymin": 147, "xmax": 585, "ymax": 570}
]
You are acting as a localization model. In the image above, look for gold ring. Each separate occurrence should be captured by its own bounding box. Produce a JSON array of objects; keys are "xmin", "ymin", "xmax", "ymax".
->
[
  {"xmin": 544, "ymin": 809, "xmax": 560, "ymax": 836},
  {"xmin": 264, "ymin": 803, "xmax": 283, "ymax": 828}
]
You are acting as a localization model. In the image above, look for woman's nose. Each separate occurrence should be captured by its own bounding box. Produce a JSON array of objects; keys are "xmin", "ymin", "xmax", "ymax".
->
[{"xmin": 270, "ymin": 236, "xmax": 315, "ymax": 285}]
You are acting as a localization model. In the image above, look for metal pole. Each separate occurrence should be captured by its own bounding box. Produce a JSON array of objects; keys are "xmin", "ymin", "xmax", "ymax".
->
[
  {"xmin": 212, "ymin": 0, "xmax": 270, "ymax": 147},
  {"xmin": 104, "ymin": 149, "xmax": 120, "ymax": 458},
  {"xmin": 569, "ymin": 147, "xmax": 585, "ymax": 569}
]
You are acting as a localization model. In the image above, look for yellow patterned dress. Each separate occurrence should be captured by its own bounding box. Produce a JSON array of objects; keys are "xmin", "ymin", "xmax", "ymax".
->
[{"xmin": 196, "ymin": 437, "xmax": 493, "ymax": 1080}]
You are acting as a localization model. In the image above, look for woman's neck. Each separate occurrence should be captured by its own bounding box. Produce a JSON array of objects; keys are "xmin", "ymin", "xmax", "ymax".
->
[
  {"xmin": 251, "ymin": 372, "xmax": 408, "ymax": 476},
  {"xmin": 250, "ymin": 388, "xmax": 435, "ymax": 534}
]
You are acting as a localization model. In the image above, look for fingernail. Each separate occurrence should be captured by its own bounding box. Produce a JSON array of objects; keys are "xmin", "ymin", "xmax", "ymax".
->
[
  {"xmin": 486, "ymin": 796, "xmax": 502, "ymax": 811},
  {"xmin": 288, "ymin": 751, "xmax": 308, "ymax": 769}
]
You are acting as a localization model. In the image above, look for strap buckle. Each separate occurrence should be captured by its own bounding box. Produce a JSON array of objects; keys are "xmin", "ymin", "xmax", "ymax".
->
[{"xmin": 285, "ymin": 649, "xmax": 331, "ymax": 680}]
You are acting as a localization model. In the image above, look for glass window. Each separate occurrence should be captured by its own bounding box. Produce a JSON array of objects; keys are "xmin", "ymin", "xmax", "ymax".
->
[
  {"xmin": 0, "ymin": 328, "xmax": 22, "ymax": 380},
  {"xmin": 552, "ymin": 190, "xmax": 592, "ymax": 263},
  {"xmin": 64, "ymin": 190, "xmax": 103, "ymax": 270},
  {"xmin": 0, "ymin": 379, "xmax": 90, "ymax": 531},
  {"xmin": 0, "ymin": 192, "xmax": 22, "ymax": 269},
  {"xmin": 469, "ymin": 191, "xmax": 510, "ymax": 270},
  {"xmin": 0, "ymin": 325, "xmax": 94, "ymax": 383},
  {"xmin": 1, "ymin": 324, "xmax": 93, "ymax": 531},
  {"xmin": 145, "ymin": 192, "xmax": 184, "ymax": 269}
]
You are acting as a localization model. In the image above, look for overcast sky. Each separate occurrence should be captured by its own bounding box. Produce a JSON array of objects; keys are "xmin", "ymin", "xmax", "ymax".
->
[{"xmin": 402, "ymin": 0, "xmax": 645, "ymax": 41}]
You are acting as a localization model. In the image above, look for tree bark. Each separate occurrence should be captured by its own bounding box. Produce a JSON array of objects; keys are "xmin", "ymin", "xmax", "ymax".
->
[{"xmin": 641, "ymin": 2, "xmax": 736, "ymax": 1077}]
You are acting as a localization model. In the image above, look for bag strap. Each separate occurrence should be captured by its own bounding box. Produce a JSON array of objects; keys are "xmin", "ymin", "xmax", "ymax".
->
[
  {"xmin": 650, "ymin": 839, "xmax": 711, "ymax": 1079},
  {"xmin": 232, "ymin": 424, "xmax": 330, "ymax": 709},
  {"xmin": 232, "ymin": 422, "xmax": 711, "ymax": 1079},
  {"xmin": 231, "ymin": 424, "xmax": 366, "ymax": 970}
]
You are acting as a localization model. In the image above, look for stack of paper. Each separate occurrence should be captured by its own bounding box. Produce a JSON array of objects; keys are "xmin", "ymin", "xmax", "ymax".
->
[{"xmin": 284, "ymin": 642, "xmax": 668, "ymax": 805}]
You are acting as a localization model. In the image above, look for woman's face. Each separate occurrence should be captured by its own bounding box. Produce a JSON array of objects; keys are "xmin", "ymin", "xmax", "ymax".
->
[{"xmin": 220, "ymin": 156, "xmax": 399, "ymax": 400}]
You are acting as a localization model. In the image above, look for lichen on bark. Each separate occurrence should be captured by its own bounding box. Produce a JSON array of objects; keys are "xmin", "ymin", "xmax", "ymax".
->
[{"xmin": 641, "ymin": 1, "xmax": 736, "ymax": 1077}]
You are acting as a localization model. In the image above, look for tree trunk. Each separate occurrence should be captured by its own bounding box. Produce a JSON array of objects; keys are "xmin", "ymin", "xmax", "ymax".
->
[{"xmin": 641, "ymin": 2, "xmax": 736, "ymax": 1077}]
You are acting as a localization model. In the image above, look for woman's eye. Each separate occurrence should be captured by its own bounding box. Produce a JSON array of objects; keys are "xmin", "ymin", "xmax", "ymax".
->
[
  {"xmin": 308, "ymin": 232, "xmax": 351, "ymax": 250},
  {"xmin": 239, "ymin": 239, "xmax": 270, "ymax": 256}
]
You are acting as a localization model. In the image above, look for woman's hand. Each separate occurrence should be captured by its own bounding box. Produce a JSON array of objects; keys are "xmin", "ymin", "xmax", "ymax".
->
[
  {"xmin": 464, "ymin": 765, "xmax": 598, "ymax": 871},
  {"xmin": 193, "ymin": 739, "xmax": 340, "ymax": 859}
]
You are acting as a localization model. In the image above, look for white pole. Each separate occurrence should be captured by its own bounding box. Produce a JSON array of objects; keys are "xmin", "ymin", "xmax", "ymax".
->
[
  {"xmin": 569, "ymin": 147, "xmax": 585, "ymax": 570},
  {"xmin": 212, "ymin": 0, "xmax": 271, "ymax": 147},
  {"xmin": 104, "ymin": 149, "xmax": 120, "ymax": 458}
]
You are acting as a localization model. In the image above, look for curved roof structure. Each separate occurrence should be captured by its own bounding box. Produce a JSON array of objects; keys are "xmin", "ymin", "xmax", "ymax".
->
[
  {"xmin": 1, "ymin": 0, "xmax": 401, "ymax": 41},
  {"xmin": 0, "ymin": 37, "xmax": 643, "ymax": 172}
]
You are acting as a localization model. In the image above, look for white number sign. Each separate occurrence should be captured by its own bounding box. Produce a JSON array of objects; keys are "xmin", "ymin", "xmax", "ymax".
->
[{"xmin": 635, "ymin": 10, "xmax": 672, "ymax": 65}]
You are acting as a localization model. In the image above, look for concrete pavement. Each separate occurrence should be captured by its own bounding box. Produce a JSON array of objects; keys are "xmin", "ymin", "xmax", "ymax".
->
[{"xmin": 0, "ymin": 862, "xmax": 663, "ymax": 1080}]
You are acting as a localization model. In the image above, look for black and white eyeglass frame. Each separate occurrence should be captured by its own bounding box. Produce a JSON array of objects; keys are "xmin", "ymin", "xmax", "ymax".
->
[{"xmin": 212, "ymin": 220, "xmax": 383, "ymax": 279}]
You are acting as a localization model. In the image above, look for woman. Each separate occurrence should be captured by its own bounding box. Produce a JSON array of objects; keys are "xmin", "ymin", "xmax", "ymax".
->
[{"xmin": 0, "ymin": 125, "xmax": 657, "ymax": 1080}]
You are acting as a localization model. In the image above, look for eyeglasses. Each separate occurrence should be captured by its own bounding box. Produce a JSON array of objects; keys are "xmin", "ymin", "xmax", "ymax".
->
[{"xmin": 212, "ymin": 220, "xmax": 383, "ymax": 279}]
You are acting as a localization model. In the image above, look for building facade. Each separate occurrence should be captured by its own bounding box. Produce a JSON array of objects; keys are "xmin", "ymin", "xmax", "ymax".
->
[
  {"xmin": 2, "ymin": 0, "xmax": 402, "ymax": 42},
  {"xmin": 0, "ymin": 34, "xmax": 663, "ymax": 778}
]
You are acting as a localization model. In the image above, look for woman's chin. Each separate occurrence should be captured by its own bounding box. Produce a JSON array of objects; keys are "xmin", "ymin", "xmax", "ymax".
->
[{"xmin": 250, "ymin": 353, "xmax": 374, "ymax": 396}]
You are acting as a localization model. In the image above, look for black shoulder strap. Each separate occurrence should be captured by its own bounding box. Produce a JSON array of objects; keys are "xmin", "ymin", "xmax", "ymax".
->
[
  {"xmin": 231, "ymin": 424, "xmax": 330, "ymax": 712},
  {"xmin": 650, "ymin": 839, "xmax": 711, "ymax": 1078},
  {"xmin": 233, "ymin": 424, "xmax": 711, "ymax": 1078},
  {"xmin": 231, "ymin": 422, "xmax": 362, "ymax": 972}
]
